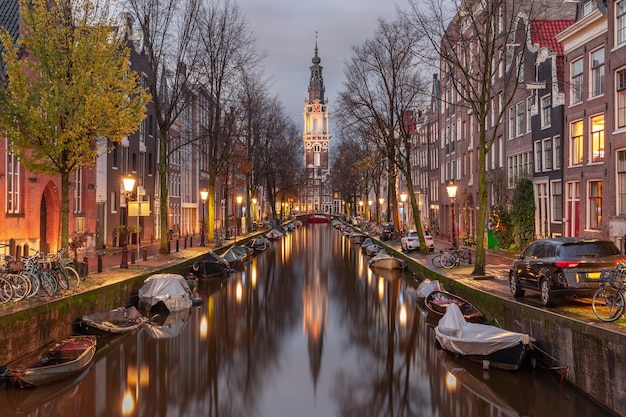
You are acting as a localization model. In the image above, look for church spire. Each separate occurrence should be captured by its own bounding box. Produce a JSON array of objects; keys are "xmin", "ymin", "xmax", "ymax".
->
[{"xmin": 308, "ymin": 32, "xmax": 325, "ymax": 103}]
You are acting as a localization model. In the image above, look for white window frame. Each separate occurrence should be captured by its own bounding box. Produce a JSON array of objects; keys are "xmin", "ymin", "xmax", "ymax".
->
[
  {"xmin": 618, "ymin": 0, "xmax": 626, "ymax": 46},
  {"xmin": 541, "ymin": 94, "xmax": 552, "ymax": 129},
  {"xmin": 589, "ymin": 47, "xmax": 604, "ymax": 98},
  {"xmin": 571, "ymin": 57, "xmax": 584, "ymax": 105}
]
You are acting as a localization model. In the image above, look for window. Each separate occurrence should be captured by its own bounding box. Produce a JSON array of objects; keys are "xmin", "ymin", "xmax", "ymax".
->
[
  {"xmin": 541, "ymin": 94, "xmax": 552, "ymax": 128},
  {"xmin": 588, "ymin": 180, "xmax": 602, "ymax": 230},
  {"xmin": 583, "ymin": 0, "xmax": 594, "ymax": 16},
  {"xmin": 508, "ymin": 107, "xmax": 515, "ymax": 139},
  {"xmin": 617, "ymin": 68, "xmax": 626, "ymax": 129},
  {"xmin": 534, "ymin": 141, "xmax": 542, "ymax": 173},
  {"xmin": 590, "ymin": 114, "xmax": 604, "ymax": 163},
  {"xmin": 552, "ymin": 181, "xmax": 563, "ymax": 222},
  {"xmin": 507, "ymin": 151, "xmax": 532, "ymax": 188},
  {"xmin": 618, "ymin": 150, "xmax": 626, "ymax": 215},
  {"xmin": 516, "ymin": 101, "xmax": 525, "ymax": 136},
  {"xmin": 6, "ymin": 139, "xmax": 20, "ymax": 214},
  {"xmin": 543, "ymin": 138, "xmax": 553, "ymax": 171},
  {"xmin": 570, "ymin": 120, "xmax": 583, "ymax": 165},
  {"xmin": 553, "ymin": 136, "xmax": 561, "ymax": 169},
  {"xmin": 73, "ymin": 168, "xmax": 83, "ymax": 214},
  {"xmin": 590, "ymin": 48, "xmax": 604, "ymax": 97},
  {"xmin": 526, "ymin": 96, "xmax": 533, "ymax": 132},
  {"xmin": 618, "ymin": 0, "xmax": 626, "ymax": 45},
  {"xmin": 571, "ymin": 58, "xmax": 584, "ymax": 105}
]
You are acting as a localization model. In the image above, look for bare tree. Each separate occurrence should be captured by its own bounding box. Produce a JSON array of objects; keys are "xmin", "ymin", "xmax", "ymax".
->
[
  {"xmin": 336, "ymin": 17, "xmax": 429, "ymax": 250},
  {"xmin": 403, "ymin": 0, "xmax": 572, "ymax": 273},
  {"xmin": 196, "ymin": 0, "xmax": 265, "ymax": 242},
  {"xmin": 123, "ymin": 0, "xmax": 203, "ymax": 253}
]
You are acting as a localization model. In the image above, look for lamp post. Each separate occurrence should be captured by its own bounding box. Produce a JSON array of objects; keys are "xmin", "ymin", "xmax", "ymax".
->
[
  {"xmin": 359, "ymin": 200, "xmax": 363, "ymax": 219},
  {"xmin": 446, "ymin": 181, "xmax": 458, "ymax": 249},
  {"xmin": 120, "ymin": 176, "xmax": 136, "ymax": 269},
  {"xmin": 368, "ymin": 200, "xmax": 372, "ymax": 221},
  {"xmin": 378, "ymin": 197, "xmax": 384, "ymax": 222},
  {"xmin": 400, "ymin": 192, "xmax": 407, "ymax": 235},
  {"xmin": 252, "ymin": 197, "xmax": 257, "ymax": 230},
  {"xmin": 200, "ymin": 189, "xmax": 208, "ymax": 246},
  {"xmin": 235, "ymin": 195, "xmax": 242, "ymax": 242}
]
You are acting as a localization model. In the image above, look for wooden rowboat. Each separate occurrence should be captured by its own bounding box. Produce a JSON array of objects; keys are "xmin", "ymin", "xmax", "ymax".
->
[
  {"xmin": 78, "ymin": 306, "xmax": 146, "ymax": 335},
  {"xmin": 2, "ymin": 335, "xmax": 97, "ymax": 388},
  {"xmin": 425, "ymin": 290, "xmax": 485, "ymax": 323}
]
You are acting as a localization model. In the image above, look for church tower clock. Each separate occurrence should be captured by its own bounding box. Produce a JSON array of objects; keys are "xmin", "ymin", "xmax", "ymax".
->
[{"xmin": 301, "ymin": 36, "xmax": 333, "ymax": 214}]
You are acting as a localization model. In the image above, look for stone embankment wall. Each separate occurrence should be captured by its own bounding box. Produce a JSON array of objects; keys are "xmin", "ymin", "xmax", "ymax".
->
[{"xmin": 416, "ymin": 261, "xmax": 626, "ymax": 417}]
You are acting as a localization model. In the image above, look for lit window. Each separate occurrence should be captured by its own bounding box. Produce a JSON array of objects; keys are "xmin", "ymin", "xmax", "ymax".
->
[
  {"xmin": 590, "ymin": 48, "xmax": 604, "ymax": 98},
  {"xmin": 571, "ymin": 58, "xmax": 583, "ymax": 105},
  {"xmin": 618, "ymin": 150, "xmax": 626, "ymax": 215},
  {"xmin": 6, "ymin": 139, "xmax": 20, "ymax": 214},
  {"xmin": 570, "ymin": 120, "xmax": 583, "ymax": 165},
  {"xmin": 588, "ymin": 180, "xmax": 602, "ymax": 230},
  {"xmin": 590, "ymin": 114, "xmax": 604, "ymax": 163}
]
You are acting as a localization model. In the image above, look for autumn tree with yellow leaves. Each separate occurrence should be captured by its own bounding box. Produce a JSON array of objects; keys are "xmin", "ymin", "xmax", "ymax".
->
[{"xmin": 0, "ymin": 0, "xmax": 149, "ymax": 251}]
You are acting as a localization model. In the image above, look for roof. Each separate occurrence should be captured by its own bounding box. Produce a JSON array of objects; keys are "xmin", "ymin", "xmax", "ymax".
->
[
  {"xmin": 530, "ymin": 20, "xmax": 574, "ymax": 55},
  {"xmin": 0, "ymin": 0, "xmax": 19, "ymax": 80}
]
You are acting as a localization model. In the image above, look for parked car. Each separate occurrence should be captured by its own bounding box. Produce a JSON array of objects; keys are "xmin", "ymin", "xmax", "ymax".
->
[
  {"xmin": 509, "ymin": 238, "xmax": 625, "ymax": 306},
  {"xmin": 380, "ymin": 223, "xmax": 396, "ymax": 241},
  {"xmin": 401, "ymin": 230, "xmax": 435, "ymax": 252}
]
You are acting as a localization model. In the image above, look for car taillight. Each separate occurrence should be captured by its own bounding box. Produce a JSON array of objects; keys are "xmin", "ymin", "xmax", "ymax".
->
[{"xmin": 555, "ymin": 260, "xmax": 580, "ymax": 268}]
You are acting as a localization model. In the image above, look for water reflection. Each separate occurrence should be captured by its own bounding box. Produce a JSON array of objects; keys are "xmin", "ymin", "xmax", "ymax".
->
[{"xmin": 0, "ymin": 224, "xmax": 615, "ymax": 417}]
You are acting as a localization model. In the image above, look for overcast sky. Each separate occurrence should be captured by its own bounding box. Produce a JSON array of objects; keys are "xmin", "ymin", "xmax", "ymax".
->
[{"xmin": 236, "ymin": 0, "xmax": 405, "ymax": 130}]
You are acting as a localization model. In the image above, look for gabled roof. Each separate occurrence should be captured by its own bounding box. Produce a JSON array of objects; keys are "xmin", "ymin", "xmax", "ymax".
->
[
  {"xmin": 530, "ymin": 20, "xmax": 574, "ymax": 55},
  {"xmin": 0, "ymin": 0, "xmax": 20, "ymax": 80}
]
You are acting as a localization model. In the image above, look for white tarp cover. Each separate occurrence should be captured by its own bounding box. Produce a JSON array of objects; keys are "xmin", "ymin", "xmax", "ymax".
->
[
  {"xmin": 435, "ymin": 303, "xmax": 531, "ymax": 356},
  {"xmin": 416, "ymin": 279, "xmax": 442, "ymax": 299},
  {"xmin": 138, "ymin": 274, "xmax": 192, "ymax": 312}
]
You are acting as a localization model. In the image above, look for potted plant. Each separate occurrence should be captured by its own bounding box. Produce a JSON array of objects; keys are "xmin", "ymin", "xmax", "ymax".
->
[{"xmin": 128, "ymin": 224, "xmax": 142, "ymax": 245}]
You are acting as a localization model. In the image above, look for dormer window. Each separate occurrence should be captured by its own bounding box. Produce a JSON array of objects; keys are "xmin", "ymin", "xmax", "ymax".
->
[{"xmin": 582, "ymin": 0, "xmax": 594, "ymax": 17}]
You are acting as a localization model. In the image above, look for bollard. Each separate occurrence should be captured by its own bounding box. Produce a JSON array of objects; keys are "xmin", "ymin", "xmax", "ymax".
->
[
  {"xmin": 130, "ymin": 249, "xmax": 135, "ymax": 264},
  {"xmin": 176, "ymin": 239, "xmax": 179, "ymax": 252},
  {"xmin": 142, "ymin": 247, "xmax": 147, "ymax": 261},
  {"xmin": 190, "ymin": 236, "xmax": 193, "ymax": 247},
  {"xmin": 97, "ymin": 254, "xmax": 103, "ymax": 273},
  {"xmin": 184, "ymin": 237, "xmax": 187, "ymax": 249},
  {"xmin": 168, "ymin": 239, "xmax": 171, "ymax": 254}
]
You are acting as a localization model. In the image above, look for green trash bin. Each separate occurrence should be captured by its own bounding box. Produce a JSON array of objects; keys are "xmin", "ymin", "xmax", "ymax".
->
[{"xmin": 487, "ymin": 229, "xmax": 499, "ymax": 249}]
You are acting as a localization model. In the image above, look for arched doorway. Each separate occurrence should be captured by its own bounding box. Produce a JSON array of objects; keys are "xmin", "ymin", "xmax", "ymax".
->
[{"xmin": 40, "ymin": 182, "xmax": 61, "ymax": 253}]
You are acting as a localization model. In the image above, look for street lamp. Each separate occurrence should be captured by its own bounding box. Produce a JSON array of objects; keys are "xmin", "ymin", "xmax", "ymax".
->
[
  {"xmin": 200, "ymin": 189, "xmax": 208, "ymax": 246},
  {"xmin": 252, "ymin": 197, "xmax": 257, "ymax": 229},
  {"xmin": 446, "ymin": 181, "xmax": 458, "ymax": 249},
  {"xmin": 368, "ymin": 200, "xmax": 373, "ymax": 221},
  {"xmin": 400, "ymin": 192, "xmax": 407, "ymax": 235},
  {"xmin": 120, "ymin": 176, "xmax": 135, "ymax": 269},
  {"xmin": 378, "ymin": 197, "xmax": 384, "ymax": 222},
  {"xmin": 235, "ymin": 195, "xmax": 242, "ymax": 242}
]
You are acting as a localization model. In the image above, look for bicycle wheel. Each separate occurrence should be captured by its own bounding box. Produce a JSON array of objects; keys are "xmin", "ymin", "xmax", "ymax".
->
[
  {"xmin": 22, "ymin": 271, "xmax": 41, "ymax": 298},
  {"xmin": 0, "ymin": 277, "xmax": 13, "ymax": 303},
  {"xmin": 441, "ymin": 253, "xmax": 457, "ymax": 269},
  {"xmin": 432, "ymin": 254, "xmax": 444, "ymax": 268},
  {"xmin": 6, "ymin": 273, "xmax": 30, "ymax": 301},
  {"xmin": 62, "ymin": 266, "xmax": 81, "ymax": 290},
  {"xmin": 51, "ymin": 269, "xmax": 69, "ymax": 291},
  {"xmin": 38, "ymin": 271, "xmax": 57, "ymax": 297},
  {"xmin": 592, "ymin": 286, "xmax": 625, "ymax": 322}
]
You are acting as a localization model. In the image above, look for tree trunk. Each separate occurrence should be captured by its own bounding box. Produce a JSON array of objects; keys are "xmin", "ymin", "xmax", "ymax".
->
[{"xmin": 159, "ymin": 129, "xmax": 169, "ymax": 254}]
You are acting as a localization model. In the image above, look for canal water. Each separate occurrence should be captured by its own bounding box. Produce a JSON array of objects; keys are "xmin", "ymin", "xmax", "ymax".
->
[{"xmin": 0, "ymin": 223, "xmax": 616, "ymax": 417}]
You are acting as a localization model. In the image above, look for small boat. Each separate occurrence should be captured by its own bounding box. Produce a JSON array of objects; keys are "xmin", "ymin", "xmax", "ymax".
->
[
  {"xmin": 365, "ymin": 243, "xmax": 382, "ymax": 257},
  {"xmin": 415, "ymin": 278, "xmax": 442, "ymax": 299},
  {"xmin": 368, "ymin": 249, "xmax": 407, "ymax": 270},
  {"xmin": 78, "ymin": 306, "xmax": 146, "ymax": 335},
  {"xmin": 435, "ymin": 303, "xmax": 533, "ymax": 371},
  {"xmin": 425, "ymin": 290, "xmax": 485, "ymax": 323},
  {"xmin": 348, "ymin": 232, "xmax": 368, "ymax": 244},
  {"xmin": 2, "ymin": 335, "xmax": 97, "ymax": 388},
  {"xmin": 221, "ymin": 245, "xmax": 250, "ymax": 269},
  {"xmin": 266, "ymin": 228, "xmax": 284, "ymax": 240},
  {"xmin": 307, "ymin": 214, "xmax": 329, "ymax": 224},
  {"xmin": 245, "ymin": 236, "xmax": 270, "ymax": 252},
  {"xmin": 189, "ymin": 252, "xmax": 231, "ymax": 279},
  {"xmin": 138, "ymin": 273, "xmax": 193, "ymax": 313},
  {"xmin": 360, "ymin": 237, "xmax": 375, "ymax": 252}
]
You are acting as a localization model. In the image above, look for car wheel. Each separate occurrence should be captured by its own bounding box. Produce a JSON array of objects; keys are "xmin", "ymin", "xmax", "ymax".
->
[
  {"xmin": 509, "ymin": 271, "xmax": 524, "ymax": 297},
  {"xmin": 539, "ymin": 277, "xmax": 553, "ymax": 306}
]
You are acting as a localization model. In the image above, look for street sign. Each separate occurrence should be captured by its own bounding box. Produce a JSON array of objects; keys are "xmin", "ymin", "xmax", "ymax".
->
[{"xmin": 128, "ymin": 201, "xmax": 150, "ymax": 216}]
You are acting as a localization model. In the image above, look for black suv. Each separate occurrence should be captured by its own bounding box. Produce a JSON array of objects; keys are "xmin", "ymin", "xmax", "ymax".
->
[{"xmin": 509, "ymin": 238, "xmax": 624, "ymax": 306}]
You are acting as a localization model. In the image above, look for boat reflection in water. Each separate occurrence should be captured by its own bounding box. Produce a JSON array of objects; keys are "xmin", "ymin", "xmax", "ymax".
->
[{"xmin": 0, "ymin": 223, "xmax": 616, "ymax": 417}]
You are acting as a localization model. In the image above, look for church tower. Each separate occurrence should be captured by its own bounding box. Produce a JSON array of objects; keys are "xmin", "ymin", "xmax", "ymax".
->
[{"xmin": 301, "ymin": 36, "xmax": 333, "ymax": 214}]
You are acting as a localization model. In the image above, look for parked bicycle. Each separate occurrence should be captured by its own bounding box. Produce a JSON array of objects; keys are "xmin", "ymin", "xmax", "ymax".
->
[
  {"xmin": 431, "ymin": 247, "xmax": 472, "ymax": 269},
  {"xmin": 592, "ymin": 264, "xmax": 626, "ymax": 322}
]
